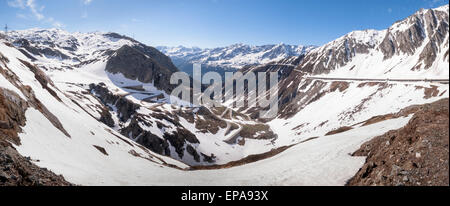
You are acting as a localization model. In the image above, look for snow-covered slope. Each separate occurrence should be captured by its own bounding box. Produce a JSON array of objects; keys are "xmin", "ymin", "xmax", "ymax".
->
[
  {"xmin": 230, "ymin": 4, "xmax": 449, "ymax": 147},
  {"xmin": 2, "ymin": 38, "xmax": 419, "ymax": 186},
  {"xmin": 0, "ymin": 5, "xmax": 448, "ymax": 186},
  {"xmin": 4, "ymin": 29, "xmax": 279, "ymax": 166},
  {"xmin": 0, "ymin": 39, "xmax": 190, "ymax": 184},
  {"xmin": 0, "ymin": 45, "xmax": 417, "ymax": 185}
]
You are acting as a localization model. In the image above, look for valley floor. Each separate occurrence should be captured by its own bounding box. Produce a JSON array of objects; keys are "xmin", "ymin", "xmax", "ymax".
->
[{"xmin": 10, "ymin": 106, "xmax": 420, "ymax": 186}]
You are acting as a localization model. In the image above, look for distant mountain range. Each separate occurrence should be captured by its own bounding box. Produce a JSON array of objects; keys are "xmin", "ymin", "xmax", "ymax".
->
[{"xmin": 157, "ymin": 44, "xmax": 316, "ymax": 76}]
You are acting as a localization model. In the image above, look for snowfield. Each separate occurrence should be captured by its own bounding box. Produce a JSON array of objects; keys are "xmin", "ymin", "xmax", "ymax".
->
[
  {"xmin": 18, "ymin": 106, "xmax": 413, "ymax": 185},
  {"xmin": 269, "ymin": 81, "xmax": 449, "ymax": 146}
]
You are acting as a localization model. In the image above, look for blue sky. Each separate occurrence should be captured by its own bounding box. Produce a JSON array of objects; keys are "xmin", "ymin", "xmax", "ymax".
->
[{"xmin": 1, "ymin": 0, "xmax": 448, "ymax": 48}]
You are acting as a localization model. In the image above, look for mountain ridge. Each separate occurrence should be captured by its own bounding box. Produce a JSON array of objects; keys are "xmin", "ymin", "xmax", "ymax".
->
[{"xmin": 157, "ymin": 43, "xmax": 317, "ymax": 76}]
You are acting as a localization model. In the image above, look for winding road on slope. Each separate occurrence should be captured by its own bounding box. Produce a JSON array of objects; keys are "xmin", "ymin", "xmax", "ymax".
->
[
  {"xmin": 218, "ymin": 108, "xmax": 243, "ymax": 144},
  {"xmin": 303, "ymin": 76, "xmax": 449, "ymax": 83},
  {"xmin": 261, "ymin": 64, "xmax": 449, "ymax": 83}
]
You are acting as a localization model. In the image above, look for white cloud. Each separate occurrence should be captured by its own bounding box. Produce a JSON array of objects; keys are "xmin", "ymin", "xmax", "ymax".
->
[
  {"xmin": 81, "ymin": 0, "xmax": 93, "ymax": 19},
  {"xmin": 52, "ymin": 21, "xmax": 64, "ymax": 28},
  {"xmin": 8, "ymin": 0, "xmax": 25, "ymax": 9},
  {"xmin": 83, "ymin": 0, "xmax": 93, "ymax": 5},
  {"xmin": 26, "ymin": 0, "xmax": 44, "ymax": 20},
  {"xmin": 8, "ymin": 0, "xmax": 64, "ymax": 28}
]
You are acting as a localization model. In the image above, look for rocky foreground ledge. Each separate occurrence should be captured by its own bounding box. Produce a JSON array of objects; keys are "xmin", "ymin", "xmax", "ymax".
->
[
  {"xmin": 0, "ymin": 140, "xmax": 72, "ymax": 186},
  {"xmin": 0, "ymin": 87, "xmax": 71, "ymax": 186},
  {"xmin": 348, "ymin": 98, "xmax": 449, "ymax": 186}
]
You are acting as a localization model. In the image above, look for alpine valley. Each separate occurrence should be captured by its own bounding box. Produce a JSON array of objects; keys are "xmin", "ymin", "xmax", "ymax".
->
[{"xmin": 0, "ymin": 4, "xmax": 448, "ymax": 186}]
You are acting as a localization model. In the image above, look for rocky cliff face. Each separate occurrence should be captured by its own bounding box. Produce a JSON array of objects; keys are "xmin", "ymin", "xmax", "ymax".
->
[
  {"xmin": 298, "ymin": 5, "xmax": 449, "ymax": 75},
  {"xmin": 298, "ymin": 30, "xmax": 384, "ymax": 74},
  {"xmin": 379, "ymin": 7, "xmax": 449, "ymax": 68}
]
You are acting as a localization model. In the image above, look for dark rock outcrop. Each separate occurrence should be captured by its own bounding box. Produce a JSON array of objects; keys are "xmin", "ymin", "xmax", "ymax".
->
[
  {"xmin": 105, "ymin": 45, "xmax": 178, "ymax": 93},
  {"xmin": 99, "ymin": 109, "xmax": 115, "ymax": 127},
  {"xmin": 186, "ymin": 145, "xmax": 200, "ymax": 162},
  {"xmin": 136, "ymin": 132, "xmax": 170, "ymax": 156},
  {"xmin": 89, "ymin": 83, "xmax": 140, "ymax": 122},
  {"xmin": 163, "ymin": 128, "xmax": 200, "ymax": 160},
  {"xmin": 89, "ymin": 83, "xmax": 203, "ymax": 163}
]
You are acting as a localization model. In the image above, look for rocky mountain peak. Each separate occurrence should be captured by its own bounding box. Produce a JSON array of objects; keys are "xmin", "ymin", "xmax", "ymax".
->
[{"xmin": 294, "ymin": 4, "xmax": 449, "ymax": 75}]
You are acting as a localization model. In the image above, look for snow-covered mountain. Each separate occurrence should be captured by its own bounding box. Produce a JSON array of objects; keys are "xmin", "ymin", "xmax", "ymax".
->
[
  {"xmin": 157, "ymin": 44, "xmax": 316, "ymax": 76},
  {"xmin": 0, "ymin": 5, "xmax": 448, "ymax": 186},
  {"xmin": 224, "ymin": 4, "xmax": 449, "ymax": 167},
  {"xmin": 2, "ymin": 28, "xmax": 280, "ymax": 167}
]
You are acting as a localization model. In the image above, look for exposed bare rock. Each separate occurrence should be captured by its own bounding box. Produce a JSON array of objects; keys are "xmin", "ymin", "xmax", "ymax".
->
[
  {"xmin": 186, "ymin": 145, "xmax": 200, "ymax": 162},
  {"xmin": 0, "ymin": 51, "xmax": 9, "ymax": 64},
  {"xmin": 379, "ymin": 18, "xmax": 425, "ymax": 59},
  {"xmin": 296, "ymin": 30, "xmax": 380, "ymax": 75},
  {"xmin": 0, "ymin": 88, "xmax": 28, "ymax": 145},
  {"xmin": 120, "ymin": 116, "xmax": 144, "ymax": 139},
  {"xmin": 190, "ymin": 145, "xmax": 294, "ymax": 170},
  {"xmin": 99, "ymin": 108, "xmax": 115, "ymax": 127},
  {"xmin": 239, "ymin": 124, "xmax": 276, "ymax": 140},
  {"xmin": 164, "ymin": 128, "xmax": 200, "ymax": 160},
  {"xmin": 195, "ymin": 107, "xmax": 227, "ymax": 134},
  {"xmin": 89, "ymin": 83, "xmax": 205, "ymax": 163},
  {"xmin": 13, "ymin": 38, "xmax": 72, "ymax": 60},
  {"xmin": 380, "ymin": 8, "xmax": 449, "ymax": 68},
  {"xmin": 325, "ymin": 126, "xmax": 353, "ymax": 136},
  {"xmin": 18, "ymin": 59, "xmax": 62, "ymax": 102},
  {"xmin": 93, "ymin": 145, "xmax": 108, "ymax": 156},
  {"xmin": 89, "ymin": 83, "xmax": 140, "ymax": 122},
  {"xmin": 347, "ymin": 98, "xmax": 449, "ymax": 186},
  {"xmin": 136, "ymin": 132, "xmax": 171, "ymax": 156}
]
